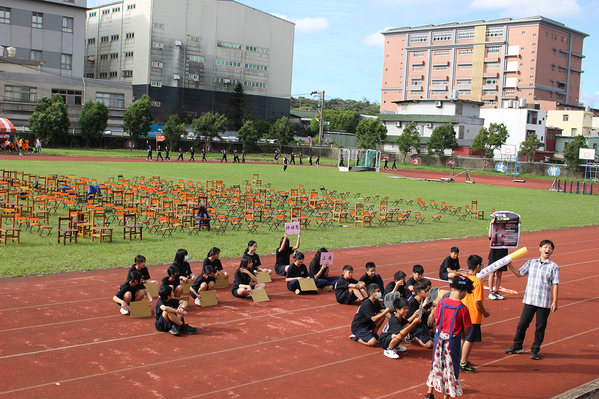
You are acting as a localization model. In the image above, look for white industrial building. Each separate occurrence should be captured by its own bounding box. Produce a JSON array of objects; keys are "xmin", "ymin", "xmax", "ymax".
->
[{"xmin": 85, "ymin": 0, "xmax": 295, "ymax": 120}]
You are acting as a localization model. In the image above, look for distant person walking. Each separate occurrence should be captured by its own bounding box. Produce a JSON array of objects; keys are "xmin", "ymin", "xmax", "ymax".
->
[
  {"xmin": 201, "ymin": 147, "xmax": 207, "ymax": 162},
  {"xmin": 189, "ymin": 147, "xmax": 195, "ymax": 162},
  {"xmin": 164, "ymin": 145, "xmax": 171, "ymax": 161},
  {"xmin": 177, "ymin": 148, "xmax": 184, "ymax": 161},
  {"xmin": 147, "ymin": 144, "xmax": 153, "ymax": 161}
]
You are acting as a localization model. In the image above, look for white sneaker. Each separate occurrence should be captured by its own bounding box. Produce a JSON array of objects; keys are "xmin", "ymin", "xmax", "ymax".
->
[
  {"xmin": 120, "ymin": 307, "xmax": 130, "ymax": 315},
  {"xmin": 488, "ymin": 291, "xmax": 497, "ymax": 300},
  {"xmin": 395, "ymin": 344, "xmax": 408, "ymax": 352},
  {"xmin": 384, "ymin": 348, "xmax": 400, "ymax": 359},
  {"xmin": 494, "ymin": 291, "xmax": 505, "ymax": 300},
  {"xmin": 195, "ymin": 297, "xmax": 201, "ymax": 306}
]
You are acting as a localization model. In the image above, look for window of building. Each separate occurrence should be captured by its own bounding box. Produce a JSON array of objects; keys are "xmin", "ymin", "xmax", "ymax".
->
[
  {"xmin": 431, "ymin": 79, "xmax": 446, "ymax": 85},
  {"xmin": 215, "ymin": 78, "xmax": 241, "ymax": 84},
  {"xmin": 243, "ymin": 81, "xmax": 267, "ymax": 88},
  {"xmin": 412, "ymin": 51, "xmax": 425, "ymax": 57},
  {"xmin": 151, "ymin": 61, "xmax": 163, "ymax": 68},
  {"xmin": 505, "ymin": 89, "xmax": 515, "ymax": 95},
  {"xmin": 217, "ymin": 41, "xmax": 241, "ymax": 49},
  {"xmin": 5, "ymin": 86, "xmax": 37, "ymax": 102},
  {"xmin": 409, "ymin": 34, "xmax": 428, "ymax": 43},
  {"xmin": 109, "ymin": 71, "xmax": 117, "ymax": 77},
  {"xmin": 433, "ymin": 65, "xmax": 448, "ymax": 71},
  {"xmin": 32, "ymin": 12, "xmax": 43, "ymax": 28},
  {"xmin": 412, "ymin": 65, "xmax": 424, "ymax": 71},
  {"xmin": 559, "ymin": 52, "xmax": 567, "ymax": 59},
  {"xmin": 122, "ymin": 70, "xmax": 133, "ymax": 77},
  {"xmin": 410, "ymin": 91, "xmax": 421, "ymax": 95},
  {"xmin": 111, "ymin": 34, "xmax": 119, "ymax": 41},
  {"xmin": 458, "ymin": 64, "xmax": 472, "ymax": 70},
  {"xmin": 434, "ymin": 50, "xmax": 450, "ymax": 56},
  {"xmin": 62, "ymin": 17, "xmax": 73, "ymax": 33},
  {"xmin": 96, "ymin": 92, "xmax": 125, "ymax": 108},
  {"xmin": 86, "ymin": 73, "xmax": 94, "ymax": 78},
  {"xmin": 563, "ymin": 114, "xmax": 569, "ymax": 121},
  {"xmin": 487, "ymin": 46, "xmax": 500, "ymax": 53},
  {"xmin": 189, "ymin": 74, "xmax": 199, "ymax": 80},
  {"xmin": 457, "ymin": 30, "xmax": 474, "ymax": 40},
  {"xmin": 486, "ymin": 62, "xmax": 499, "ymax": 69},
  {"xmin": 150, "ymin": 81, "xmax": 162, "ymax": 87},
  {"xmin": 125, "ymin": 51, "xmax": 133, "ymax": 57},
  {"xmin": 191, "ymin": 36, "xmax": 200, "ymax": 42},
  {"xmin": 411, "ymin": 78, "xmax": 423, "ymax": 85},
  {"xmin": 431, "ymin": 90, "xmax": 447, "ymax": 95},
  {"xmin": 244, "ymin": 63, "xmax": 267, "ymax": 71},
  {"xmin": 99, "ymin": 72, "xmax": 107, "ymax": 78},
  {"xmin": 246, "ymin": 45, "xmax": 268, "ymax": 53},
  {"xmin": 88, "ymin": 38, "xmax": 96, "ymax": 45},
  {"xmin": 561, "ymin": 36, "xmax": 563, "ymax": 42},
  {"xmin": 533, "ymin": 33, "xmax": 537, "ymax": 37},
  {"xmin": 112, "ymin": 7, "xmax": 120, "ymax": 12},
  {"xmin": 151, "ymin": 101, "xmax": 161, "ymax": 107},
  {"xmin": 127, "ymin": 4, "xmax": 136, "ymax": 10},
  {"xmin": 102, "ymin": 9, "xmax": 110, "ymax": 15},
  {"xmin": 110, "ymin": 53, "xmax": 118, "ymax": 59},
  {"xmin": 459, "ymin": 90, "xmax": 471, "ymax": 95},
  {"xmin": 100, "ymin": 54, "xmax": 108, "ymax": 60},
  {"xmin": 484, "ymin": 77, "xmax": 497, "ymax": 85},
  {"xmin": 88, "ymin": 11, "xmax": 96, "ymax": 17},
  {"xmin": 520, "ymin": 63, "xmax": 524, "ymax": 66},
  {"xmin": 101, "ymin": 36, "xmax": 109, "ymax": 42},
  {"xmin": 456, "ymin": 79, "xmax": 471, "ymax": 85},
  {"xmin": 522, "ymin": 30, "xmax": 526, "ymax": 34},
  {"xmin": 152, "ymin": 42, "xmax": 164, "ymax": 49},
  {"xmin": 31, "ymin": 50, "xmax": 42, "ymax": 61},
  {"xmin": 153, "ymin": 23, "xmax": 164, "ymax": 28},
  {"xmin": 458, "ymin": 49, "xmax": 473, "ymax": 55},
  {"xmin": 432, "ymin": 32, "xmax": 452, "ymax": 42},
  {"xmin": 556, "ymin": 94, "xmax": 564, "ymax": 99},
  {"xmin": 217, "ymin": 60, "xmax": 241, "ymax": 67},
  {"xmin": 483, "ymin": 99, "xmax": 496, "ymax": 105},
  {"xmin": 51, "ymin": 89, "xmax": 81, "ymax": 105},
  {"xmin": 189, "ymin": 55, "xmax": 204, "ymax": 62},
  {"xmin": 126, "ymin": 32, "xmax": 134, "ymax": 39},
  {"xmin": 486, "ymin": 28, "xmax": 503, "ymax": 38},
  {"xmin": 484, "ymin": 89, "xmax": 496, "ymax": 95},
  {"xmin": 61, "ymin": 54, "xmax": 72, "ymax": 70}
]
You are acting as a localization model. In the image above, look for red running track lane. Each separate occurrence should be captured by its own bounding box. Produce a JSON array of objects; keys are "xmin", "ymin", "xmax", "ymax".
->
[{"xmin": 1, "ymin": 226, "xmax": 599, "ymax": 398}]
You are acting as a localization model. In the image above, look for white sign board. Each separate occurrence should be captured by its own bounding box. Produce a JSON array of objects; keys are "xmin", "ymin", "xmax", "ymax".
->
[
  {"xmin": 501, "ymin": 145, "xmax": 517, "ymax": 155},
  {"xmin": 579, "ymin": 148, "xmax": 596, "ymax": 160}
]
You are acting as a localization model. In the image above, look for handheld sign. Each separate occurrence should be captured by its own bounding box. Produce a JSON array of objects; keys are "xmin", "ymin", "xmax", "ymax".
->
[
  {"xmin": 427, "ymin": 286, "xmax": 440, "ymax": 304},
  {"xmin": 285, "ymin": 222, "xmax": 301, "ymax": 234},
  {"xmin": 320, "ymin": 252, "xmax": 334, "ymax": 265},
  {"xmin": 251, "ymin": 289, "xmax": 269, "ymax": 302},
  {"xmin": 490, "ymin": 211, "xmax": 521, "ymax": 249},
  {"xmin": 256, "ymin": 271, "xmax": 272, "ymax": 283},
  {"xmin": 477, "ymin": 247, "xmax": 528, "ymax": 279},
  {"xmin": 215, "ymin": 274, "xmax": 229, "ymax": 288},
  {"xmin": 298, "ymin": 278, "xmax": 318, "ymax": 293},
  {"xmin": 145, "ymin": 281, "xmax": 158, "ymax": 298},
  {"xmin": 433, "ymin": 289, "xmax": 449, "ymax": 306},
  {"xmin": 200, "ymin": 289, "xmax": 218, "ymax": 307},
  {"xmin": 182, "ymin": 280, "xmax": 193, "ymax": 294},
  {"xmin": 130, "ymin": 300, "xmax": 152, "ymax": 319}
]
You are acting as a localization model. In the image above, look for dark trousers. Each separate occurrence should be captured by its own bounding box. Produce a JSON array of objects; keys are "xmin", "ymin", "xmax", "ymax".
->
[{"xmin": 513, "ymin": 304, "xmax": 551, "ymax": 352}]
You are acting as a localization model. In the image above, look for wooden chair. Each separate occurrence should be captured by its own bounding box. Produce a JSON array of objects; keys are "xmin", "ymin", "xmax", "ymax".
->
[
  {"xmin": 414, "ymin": 213, "xmax": 425, "ymax": 224},
  {"xmin": 354, "ymin": 203, "xmax": 372, "ymax": 228},
  {"xmin": 0, "ymin": 214, "xmax": 21, "ymax": 245},
  {"xmin": 57, "ymin": 216, "xmax": 78, "ymax": 245},
  {"xmin": 123, "ymin": 213, "xmax": 143, "ymax": 240},
  {"xmin": 76, "ymin": 210, "xmax": 93, "ymax": 238},
  {"xmin": 91, "ymin": 211, "xmax": 113, "ymax": 243},
  {"xmin": 331, "ymin": 201, "xmax": 348, "ymax": 223}
]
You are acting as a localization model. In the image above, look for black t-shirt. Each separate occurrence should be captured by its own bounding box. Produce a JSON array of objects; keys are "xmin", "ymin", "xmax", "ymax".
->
[
  {"xmin": 191, "ymin": 274, "xmax": 210, "ymax": 292},
  {"xmin": 335, "ymin": 276, "xmax": 358, "ymax": 301},
  {"xmin": 408, "ymin": 297, "xmax": 429, "ymax": 334},
  {"xmin": 232, "ymin": 269, "xmax": 252, "ymax": 291},
  {"xmin": 351, "ymin": 299, "xmax": 382, "ymax": 332},
  {"xmin": 173, "ymin": 261, "xmax": 193, "ymax": 278},
  {"xmin": 406, "ymin": 277, "xmax": 419, "ymax": 289},
  {"xmin": 126, "ymin": 265, "xmax": 150, "ymax": 283},
  {"xmin": 275, "ymin": 246, "xmax": 294, "ymax": 267},
  {"xmin": 161, "ymin": 276, "xmax": 179, "ymax": 289},
  {"xmin": 246, "ymin": 252, "xmax": 261, "ymax": 272},
  {"xmin": 385, "ymin": 281, "xmax": 407, "ymax": 298},
  {"xmin": 309, "ymin": 258, "xmax": 324, "ymax": 278},
  {"xmin": 287, "ymin": 263, "xmax": 309, "ymax": 279},
  {"xmin": 380, "ymin": 313, "xmax": 408, "ymax": 339},
  {"xmin": 115, "ymin": 282, "xmax": 145, "ymax": 299},
  {"xmin": 439, "ymin": 256, "xmax": 460, "ymax": 279},
  {"xmin": 155, "ymin": 298, "xmax": 179, "ymax": 322},
  {"xmin": 203, "ymin": 258, "xmax": 223, "ymax": 273}
]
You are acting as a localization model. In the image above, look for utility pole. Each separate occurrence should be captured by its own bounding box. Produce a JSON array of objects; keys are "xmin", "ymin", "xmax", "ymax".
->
[{"xmin": 311, "ymin": 91, "xmax": 325, "ymax": 145}]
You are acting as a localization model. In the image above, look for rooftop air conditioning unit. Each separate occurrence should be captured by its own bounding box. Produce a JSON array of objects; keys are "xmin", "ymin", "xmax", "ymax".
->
[
  {"xmin": 87, "ymin": 55, "xmax": 95, "ymax": 62},
  {"xmin": 223, "ymin": 79, "xmax": 231, "ymax": 84},
  {"xmin": 435, "ymin": 100, "xmax": 442, "ymax": 107},
  {"xmin": 174, "ymin": 40, "xmax": 182, "ymax": 46},
  {"xmin": 173, "ymin": 74, "xmax": 181, "ymax": 80},
  {"xmin": 394, "ymin": 121, "xmax": 402, "ymax": 127}
]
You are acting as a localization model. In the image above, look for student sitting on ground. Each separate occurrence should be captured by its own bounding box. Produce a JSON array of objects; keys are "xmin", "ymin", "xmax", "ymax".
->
[
  {"xmin": 360, "ymin": 262, "xmax": 386, "ymax": 295},
  {"xmin": 349, "ymin": 283, "xmax": 393, "ymax": 346},
  {"xmin": 113, "ymin": 271, "xmax": 152, "ymax": 315},
  {"xmin": 244, "ymin": 240, "xmax": 272, "ymax": 275},
  {"xmin": 161, "ymin": 265, "xmax": 184, "ymax": 298},
  {"xmin": 308, "ymin": 247, "xmax": 339, "ymax": 285},
  {"xmin": 155, "ymin": 285, "xmax": 197, "ymax": 336},
  {"xmin": 385, "ymin": 271, "xmax": 408, "ymax": 299},
  {"xmin": 190, "ymin": 265, "xmax": 216, "ymax": 306},
  {"xmin": 286, "ymin": 251, "xmax": 333, "ymax": 294},
  {"xmin": 232, "ymin": 255, "xmax": 266, "ymax": 299},
  {"xmin": 379, "ymin": 297, "xmax": 422, "ymax": 359},
  {"xmin": 439, "ymin": 246, "xmax": 462, "ymax": 281},
  {"xmin": 125, "ymin": 254, "xmax": 156, "ymax": 284},
  {"xmin": 406, "ymin": 264, "xmax": 425, "ymax": 297},
  {"xmin": 407, "ymin": 281, "xmax": 434, "ymax": 349},
  {"xmin": 335, "ymin": 265, "xmax": 368, "ymax": 304},
  {"xmin": 274, "ymin": 232, "xmax": 301, "ymax": 276},
  {"xmin": 172, "ymin": 248, "xmax": 196, "ymax": 283},
  {"xmin": 203, "ymin": 247, "xmax": 229, "ymax": 279}
]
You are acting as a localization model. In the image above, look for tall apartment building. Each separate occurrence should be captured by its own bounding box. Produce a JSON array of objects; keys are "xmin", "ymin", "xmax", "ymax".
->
[
  {"xmin": 380, "ymin": 16, "xmax": 587, "ymax": 112},
  {"xmin": 85, "ymin": 0, "xmax": 295, "ymax": 121},
  {"xmin": 0, "ymin": 0, "xmax": 87, "ymax": 77}
]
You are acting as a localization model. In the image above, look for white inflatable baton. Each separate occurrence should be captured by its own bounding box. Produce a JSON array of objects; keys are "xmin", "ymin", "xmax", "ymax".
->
[{"xmin": 476, "ymin": 247, "xmax": 528, "ymax": 279}]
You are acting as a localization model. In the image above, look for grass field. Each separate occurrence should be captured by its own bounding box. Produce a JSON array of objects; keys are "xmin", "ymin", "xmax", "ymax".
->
[{"xmin": 1, "ymin": 157, "xmax": 597, "ymax": 278}]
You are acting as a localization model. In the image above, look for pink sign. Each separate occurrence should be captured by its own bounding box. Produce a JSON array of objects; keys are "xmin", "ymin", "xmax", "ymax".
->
[
  {"xmin": 285, "ymin": 222, "xmax": 300, "ymax": 234},
  {"xmin": 320, "ymin": 252, "xmax": 334, "ymax": 265}
]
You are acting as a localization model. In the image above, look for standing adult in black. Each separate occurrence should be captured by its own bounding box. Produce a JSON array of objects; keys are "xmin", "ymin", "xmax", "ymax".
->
[
  {"xmin": 156, "ymin": 145, "xmax": 164, "ymax": 161},
  {"xmin": 177, "ymin": 147, "xmax": 184, "ymax": 161},
  {"xmin": 221, "ymin": 149, "xmax": 227, "ymax": 163},
  {"xmin": 189, "ymin": 147, "xmax": 195, "ymax": 162},
  {"xmin": 147, "ymin": 144, "xmax": 153, "ymax": 161},
  {"xmin": 299, "ymin": 153, "xmax": 303, "ymax": 165},
  {"xmin": 283, "ymin": 155, "xmax": 288, "ymax": 171},
  {"xmin": 233, "ymin": 150, "xmax": 239, "ymax": 163},
  {"xmin": 201, "ymin": 147, "xmax": 207, "ymax": 162},
  {"xmin": 316, "ymin": 154, "xmax": 320, "ymax": 166},
  {"xmin": 164, "ymin": 145, "xmax": 171, "ymax": 161},
  {"xmin": 290, "ymin": 152, "xmax": 296, "ymax": 164},
  {"xmin": 309, "ymin": 154, "xmax": 313, "ymax": 166},
  {"xmin": 242, "ymin": 150, "xmax": 246, "ymax": 163}
]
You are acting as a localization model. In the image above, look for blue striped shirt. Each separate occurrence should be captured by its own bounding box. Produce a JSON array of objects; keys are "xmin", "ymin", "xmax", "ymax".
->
[{"xmin": 520, "ymin": 258, "xmax": 559, "ymax": 308}]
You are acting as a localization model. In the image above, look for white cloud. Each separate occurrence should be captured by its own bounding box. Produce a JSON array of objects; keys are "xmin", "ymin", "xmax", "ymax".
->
[
  {"xmin": 273, "ymin": 14, "xmax": 330, "ymax": 34},
  {"xmin": 580, "ymin": 92, "xmax": 599, "ymax": 109},
  {"xmin": 361, "ymin": 32, "xmax": 385, "ymax": 48},
  {"xmin": 470, "ymin": 0, "xmax": 583, "ymax": 17}
]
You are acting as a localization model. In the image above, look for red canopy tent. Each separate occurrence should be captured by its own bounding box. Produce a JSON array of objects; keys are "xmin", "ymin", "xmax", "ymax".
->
[{"xmin": 0, "ymin": 118, "xmax": 16, "ymax": 138}]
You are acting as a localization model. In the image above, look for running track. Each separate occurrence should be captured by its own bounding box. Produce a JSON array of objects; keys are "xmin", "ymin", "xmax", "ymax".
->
[{"xmin": 1, "ymin": 226, "xmax": 598, "ymax": 398}]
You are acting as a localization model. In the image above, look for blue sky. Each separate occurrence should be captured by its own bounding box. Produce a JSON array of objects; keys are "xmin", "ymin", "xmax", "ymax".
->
[{"xmin": 89, "ymin": 0, "xmax": 599, "ymax": 108}]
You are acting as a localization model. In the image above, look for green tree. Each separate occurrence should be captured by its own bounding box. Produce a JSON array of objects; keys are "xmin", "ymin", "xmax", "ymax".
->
[
  {"xmin": 28, "ymin": 94, "xmax": 70, "ymax": 145},
  {"xmin": 123, "ymin": 94, "xmax": 153, "ymax": 140},
  {"xmin": 563, "ymin": 135, "xmax": 588, "ymax": 172},
  {"xmin": 267, "ymin": 117, "xmax": 295, "ymax": 145},
  {"xmin": 253, "ymin": 120, "xmax": 272, "ymax": 137},
  {"xmin": 470, "ymin": 123, "xmax": 509, "ymax": 170},
  {"xmin": 237, "ymin": 120, "xmax": 262, "ymax": 151},
  {"xmin": 355, "ymin": 118, "xmax": 387, "ymax": 149},
  {"xmin": 427, "ymin": 124, "xmax": 458, "ymax": 158},
  {"xmin": 191, "ymin": 112, "xmax": 228, "ymax": 142},
  {"xmin": 162, "ymin": 114, "xmax": 187, "ymax": 149},
  {"xmin": 78, "ymin": 100, "xmax": 109, "ymax": 147},
  {"xmin": 396, "ymin": 122, "xmax": 420, "ymax": 162},
  {"xmin": 176, "ymin": 106, "xmax": 191, "ymax": 124},
  {"xmin": 228, "ymin": 82, "xmax": 249, "ymax": 131},
  {"xmin": 519, "ymin": 132, "xmax": 544, "ymax": 170}
]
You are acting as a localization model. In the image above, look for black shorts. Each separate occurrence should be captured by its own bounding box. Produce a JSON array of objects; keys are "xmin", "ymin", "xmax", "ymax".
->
[
  {"xmin": 412, "ymin": 326, "xmax": 432, "ymax": 344},
  {"xmin": 378, "ymin": 334, "xmax": 393, "ymax": 350},
  {"xmin": 275, "ymin": 264, "xmax": 287, "ymax": 276},
  {"xmin": 155, "ymin": 314, "xmax": 172, "ymax": 332},
  {"xmin": 489, "ymin": 249, "xmax": 509, "ymax": 272},
  {"xmin": 464, "ymin": 323, "xmax": 482, "ymax": 343},
  {"xmin": 231, "ymin": 285, "xmax": 254, "ymax": 299},
  {"xmin": 336, "ymin": 290, "xmax": 358, "ymax": 305}
]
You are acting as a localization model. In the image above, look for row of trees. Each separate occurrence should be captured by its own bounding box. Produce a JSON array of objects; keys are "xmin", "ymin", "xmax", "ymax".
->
[{"xmin": 291, "ymin": 97, "xmax": 379, "ymax": 115}]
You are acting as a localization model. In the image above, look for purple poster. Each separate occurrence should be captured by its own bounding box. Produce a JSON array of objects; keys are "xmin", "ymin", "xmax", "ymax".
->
[{"xmin": 490, "ymin": 211, "xmax": 520, "ymax": 249}]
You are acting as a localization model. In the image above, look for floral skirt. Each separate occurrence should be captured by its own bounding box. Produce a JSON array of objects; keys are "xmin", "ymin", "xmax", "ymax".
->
[{"xmin": 426, "ymin": 337, "xmax": 463, "ymax": 397}]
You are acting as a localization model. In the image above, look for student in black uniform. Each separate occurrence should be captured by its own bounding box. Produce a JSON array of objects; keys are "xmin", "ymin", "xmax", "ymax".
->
[
  {"xmin": 407, "ymin": 281, "xmax": 434, "ymax": 349},
  {"xmin": 233, "ymin": 150, "xmax": 239, "ymax": 163},
  {"xmin": 290, "ymin": 151, "xmax": 296, "ymax": 164},
  {"xmin": 339, "ymin": 154, "xmax": 345, "ymax": 167},
  {"xmin": 125, "ymin": 254, "xmax": 154, "ymax": 284},
  {"xmin": 315, "ymin": 154, "xmax": 320, "ymax": 166},
  {"xmin": 203, "ymin": 247, "xmax": 229, "ymax": 279},
  {"xmin": 488, "ymin": 218, "xmax": 510, "ymax": 300},
  {"xmin": 164, "ymin": 145, "xmax": 171, "ymax": 161},
  {"xmin": 309, "ymin": 154, "xmax": 313, "ymax": 166},
  {"xmin": 299, "ymin": 153, "xmax": 303, "ymax": 165},
  {"xmin": 273, "ymin": 149, "xmax": 279, "ymax": 164},
  {"xmin": 359, "ymin": 262, "xmax": 386, "ymax": 295},
  {"xmin": 241, "ymin": 150, "xmax": 246, "ymax": 163},
  {"xmin": 384, "ymin": 270, "xmax": 408, "ymax": 299},
  {"xmin": 334, "ymin": 265, "xmax": 367, "ymax": 304},
  {"xmin": 309, "ymin": 247, "xmax": 339, "ymax": 285},
  {"xmin": 189, "ymin": 265, "xmax": 216, "ymax": 306},
  {"xmin": 161, "ymin": 265, "xmax": 184, "ymax": 298},
  {"xmin": 286, "ymin": 251, "xmax": 332, "ymax": 294},
  {"xmin": 113, "ymin": 270, "xmax": 152, "ymax": 315},
  {"xmin": 147, "ymin": 145, "xmax": 153, "ymax": 161},
  {"xmin": 439, "ymin": 246, "xmax": 462, "ymax": 281},
  {"xmin": 172, "ymin": 248, "xmax": 196, "ymax": 283},
  {"xmin": 379, "ymin": 297, "xmax": 421, "ymax": 359},
  {"xmin": 349, "ymin": 283, "xmax": 392, "ymax": 346},
  {"xmin": 155, "ymin": 285, "xmax": 197, "ymax": 336},
  {"xmin": 177, "ymin": 147, "xmax": 184, "ymax": 161},
  {"xmin": 245, "ymin": 240, "xmax": 272, "ymax": 275},
  {"xmin": 189, "ymin": 146, "xmax": 195, "ymax": 162},
  {"xmin": 274, "ymin": 232, "xmax": 300, "ymax": 276},
  {"xmin": 283, "ymin": 155, "xmax": 288, "ymax": 171},
  {"xmin": 232, "ymin": 255, "xmax": 265, "ymax": 299},
  {"xmin": 406, "ymin": 264, "xmax": 425, "ymax": 296},
  {"xmin": 201, "ymin": 147, "xmax": 207, "ymax": 162},
  {"xmin": 156, "ymin": 145, "xmax": 164, "ymax": 161},
  {"xmin": 391, "ymin": 157, "xmax": 397, "ymax": 170},
  {"xmin": 221, "ymin": 149, "xmax": 227, "ymax": 162}
]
